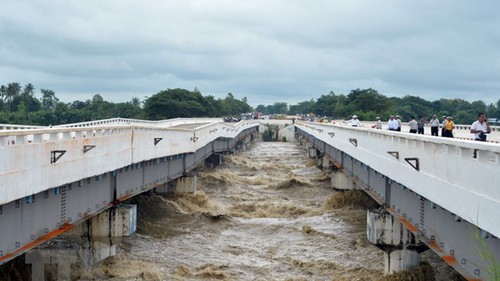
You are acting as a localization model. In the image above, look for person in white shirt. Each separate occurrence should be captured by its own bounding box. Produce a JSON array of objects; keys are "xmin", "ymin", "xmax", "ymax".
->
[
  {"xmin": 375, "ymin": 117, "xmax": 382, "ymax": 129},
  {"xmin": 441, "ymin": 115, "xmax": 447, "ymax": 136},
  {"xmin": 387, "ymin": 115, "xmax": 398, "ymax": 131},
  {"xmin": 429, "ymin": 115, "xmax": 440, "ymax": 136},
  {"xmin": 348, "ymin": 115, "xmax": 361, "ymax": 127},
  {"xmin": 396, "ymin": 115, "xmax": 402, "ymax": 131},
  {"xmin": 408, "ymin": 117, "xmax": 418, "ymax": 133},
  {"xmin": 470, "ymin": 112, "xmax": 491, "ymax": 141}
]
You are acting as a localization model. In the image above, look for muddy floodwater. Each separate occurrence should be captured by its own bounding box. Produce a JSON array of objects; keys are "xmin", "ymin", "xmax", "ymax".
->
[{"xmin": 81, "ymin": 142, "xmax": 460, "ymax": 281}]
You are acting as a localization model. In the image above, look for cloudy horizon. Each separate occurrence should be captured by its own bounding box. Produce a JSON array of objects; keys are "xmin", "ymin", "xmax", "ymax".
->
[{"xmin": 1, "ymin": 0, "xmax": 499, "ymax": 108}]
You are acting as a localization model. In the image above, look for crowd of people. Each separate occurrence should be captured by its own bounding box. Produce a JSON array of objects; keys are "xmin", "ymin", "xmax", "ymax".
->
[{"xmin": 344, "ymin": 113, "xmax": 492, "ymax": 142}]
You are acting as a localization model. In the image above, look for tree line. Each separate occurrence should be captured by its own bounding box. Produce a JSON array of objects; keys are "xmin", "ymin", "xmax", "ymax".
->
[
  {"xmin": 256, "ymin": 88, "xmax": 500, "ymax": 124},
  {"xmin": 0, "ymin": 83, "xmax": 251, "ymax": 126},
  {"xmin": 1, "ymin": 83, "xmax": 498, "ymax": 126}
]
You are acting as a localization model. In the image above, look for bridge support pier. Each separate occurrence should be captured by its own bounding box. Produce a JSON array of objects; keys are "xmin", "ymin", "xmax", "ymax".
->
[
  {"xmin": 367, "ymin": 209, "xmax": 426, "ymax": 274},
  {"xmin": 305, "ymin": 142, "xmax": 316, "ymax": 158},
  {"xmin": 174, "ymin": 176, "xmax": 198, "ymax": 193},
  {"xmin": 383, "ymin": 248, "xmax": 421, "ymax": 273},
  {"xmin": 330, "ymin": 170, "xmax": 354, "ymax": 190},
  {"xmin": 64, "ymin": 204, "xmax": 137, "ymax": 238},
  {"xmin": 155, "ymin": 176, "xmax": 198, "ymax": 194},
  {"xmin": 87, "ymin": 204, "xmax": 137, "ymax": 237},
  {"xmin": 205, "ymin": 154, "xmax": 222, "ymax": 168},
  {"xmin": 23, "ymin": 205, "xmax": 135, "ymax": 280},
  {"xmin": 25, "ymin": 237, "xmax": 117, "ymax": 280}
]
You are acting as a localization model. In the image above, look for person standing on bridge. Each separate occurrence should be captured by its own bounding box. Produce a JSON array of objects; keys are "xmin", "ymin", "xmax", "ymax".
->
[
  {"xmin": 470, "ymin": 113, "xmax": 491, "ymax": 141},
  {"xmin": 408, "ymin": 117, "xmax": 418, "ymax": 133},
  {"xmin": 375, "ymin": 117, "xmax": 382, "ymax": 129},
  {"xmin": 417, "ymin": 116, "xmax": 425, "ymax": 134},
  {"xmin": 429, "ymin": 115, "xmax": 439, "ymax": 136},
  {"xmin": 442, "ymin": 116, "xmax": 455, "ymax": 138},
  {"xmin": 348, "ymin": 115, "xmax": 361, "ymax": 127},
  {"xmin": 441, "ymin": 115, "xmax": 447, "ymax": 136},
  {"xmin": 387, "ymin": 115, "xmax": 398, "ymax": 131},
  {"xmin": 396, "ymin": 115, "xmax": 402, "ymax": 131}
]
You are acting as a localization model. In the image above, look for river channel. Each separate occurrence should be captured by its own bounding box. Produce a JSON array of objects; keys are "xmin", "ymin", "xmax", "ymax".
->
[{"xmin": 80, "ymin": 141, "xmax": 460, "ymax": 281}]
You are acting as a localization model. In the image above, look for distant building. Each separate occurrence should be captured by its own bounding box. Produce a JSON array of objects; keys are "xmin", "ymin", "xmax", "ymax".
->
[{"xmin": 488, "ymin": 117, "xmax": 499, "ymax": 125}]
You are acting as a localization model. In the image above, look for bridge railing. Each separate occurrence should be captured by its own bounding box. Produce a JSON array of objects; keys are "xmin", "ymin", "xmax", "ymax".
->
[
  {"xmin": 295, "ymin": 120, "xmax": 500, "ymax": 238},
  {"xmin": 0, "ymin": 119, "xmax": 259, "ymax": 206},
  {"xmin": 0, "ymin": 124, "xmax": 47, "ymax": 130},
  {"xmin": 53, "ymin": 117, "xmax": 225, "ymax": 129},
  {"xmin": 349, "ymin": 121, "xmax": 500, "ymax": 140},
  {"xmin": 53, "ymin": 118, "xmax": 156, "ymax": 128}
]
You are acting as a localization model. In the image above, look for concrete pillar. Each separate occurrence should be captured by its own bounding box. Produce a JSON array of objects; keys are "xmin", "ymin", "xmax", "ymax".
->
[
  {"xmin": 384, "ymin": 249, "xmax": 421, "ymax": 273},
  {"xmin": 155, "ymin": 176, "xmax": 197, "ymax": 194},
  {"xmin": 174, "ymin": 176, "xmax": 197, "ymax": 193},
  {"xmin": 367, "ymin": 209, "xmax": 425, "ymax": 275},
  {"xmin": 25, "ymin": 239, "xmax": 116, "ymax": 280},
  {"xmin": 331, "ymin": 171, "xmax": 354, "ymax": 190},
  {"xmin": 89, "ymin": 204, "xmax": 137, "ymax": 237},
  {"xmin": 321, "ymin": 157, "xmax": 331, "ymax": 170},
  {"xmin": 205, "ymin": 154, "xmax": 222, "ymax": 168},
  {"xmin": 308, "ymin": 147, "xmax": 318, "ymax": 158},
  {"xmin": 52, "ymin": 249, "xmax": 79, "ymax": 280},
  {"xmin": 24, "ymin": 205, "xmax": 134, "ymax": 279},
  {"xmin": 25, "ymin": 250, "xmax": 50, "ymax": 281},
  {"xmin": 78, "ymin": 239, "xmax": 117, "ymax": 270},
  {"xmin": 26, "ymin": 249, "xmax": 78, "ymax": 281},
  {"xmin": 154, "ymin": 181, "xmax": 175, "ymax": 194}
]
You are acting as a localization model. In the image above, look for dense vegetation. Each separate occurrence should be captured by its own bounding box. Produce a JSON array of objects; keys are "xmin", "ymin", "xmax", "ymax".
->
[
  {"xmin": 257, "ymin": 88, "xmax": 500, "ymax": 124},
  {"xmin": 0, "ymin": 83, "xmax": 498, "ymax": 126},
  {"xmin": 0, "ymin": 83, "xmax": 251, "ymax": 126}
]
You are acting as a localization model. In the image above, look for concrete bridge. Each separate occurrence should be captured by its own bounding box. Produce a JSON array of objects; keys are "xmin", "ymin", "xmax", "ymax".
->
[
  {"xmin": 294, "ymin": 120, "xmax": 500, "ymax": 280},
  {"xmin": 0, "ymin": 118, "xmax": 259, "ymax": 271},
  {"xmin": 1, "ymin": 118, "xmax": 499, "ymax": 280}
]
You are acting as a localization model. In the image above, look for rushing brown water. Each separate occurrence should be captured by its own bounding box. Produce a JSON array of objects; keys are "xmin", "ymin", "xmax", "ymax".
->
[{"xmin": 79, "ymin": 141, "xmax": 461, "ymax": 281}]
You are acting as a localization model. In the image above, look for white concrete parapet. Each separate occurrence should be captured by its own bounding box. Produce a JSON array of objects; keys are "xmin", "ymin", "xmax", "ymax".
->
[
  {"xmin": 0, "ymin": 124, "xmax": 46, "ymax": 130},
  {"xmin": 296, "ymin": 121, "xmax": 500, "ymax": 238},
  {"xmin": 54, "ymin": 117, "xmax": 225, "ymax": 129}
]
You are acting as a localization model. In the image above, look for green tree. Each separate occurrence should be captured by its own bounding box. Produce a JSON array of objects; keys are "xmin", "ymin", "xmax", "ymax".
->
[
  {"xmin": 5, "ymin": 82, "xmax": 22, "ymax": 111},
  {"xmin": 486, "ymin": 100, "xmax": 500, "ymax": 119},
  {"xmin": 454, "ymin": 110, "xmax": 475, "ymax": 124},
  {"xmin": 255, "ymin": 104, "xmax": 270, "ymax": 114},
  {"xmin": 11, "ymin": 93, "xmax": 41, "ymax": 113},
  {"xmin": 312, "ymin": 91, "xmax": 338, "ymax": 116},
  {"xmin": 333, "ymin": 95, "xmax": 348, "ymax": 118},
  {"xmin": 289, "ymin": 99, "xmax": 315, "ymax": 115},
  {"xmin": 346, "ymin": 88, "xmax": 392, "ymax": 116},
  {"xmin": 470, "ymin": 100, "xmax": 487, "ymax": 115},
  {"xmin": 220, "ymin": 93, "xmax": 252, "ymax": 116},
  {"xmin": 112, "ymin": 102, "xmax": 143, "ymax": 119},
  {"xmin": 0, "ymin": 85, "xmax": 6, "ymax": 101},
  {"xmin": 41, "ymin": 89, "xmax": 59, "ymax": 111},
  {"xmin": 398, "ymin": 95, "xmax": 434, "ymax": 120},
  {"xmin": 131, "ymin": 97, "xmax": 141, "ymax": 107},
  {"xmin": 269, "ymin": 102, "xmax": 288, "ymax": 114},
  {"xmin": 201, "ymin": 95, "xmax": 220, "ymax": 117},
  {"xmin": 22, "ymin": 83, "xmax": 35, "ymax": 96},
  {"xmin": 143, "ymin": 88, "xmax": 208, "ymax": 119}
]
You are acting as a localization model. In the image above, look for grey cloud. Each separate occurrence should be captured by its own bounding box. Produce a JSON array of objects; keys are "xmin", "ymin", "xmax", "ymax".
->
[{"xmin": 1, "ymin": 0, "xmax": 499, "ymax": 107}]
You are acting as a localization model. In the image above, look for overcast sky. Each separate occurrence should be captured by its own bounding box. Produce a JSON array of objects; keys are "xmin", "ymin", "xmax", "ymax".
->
[{"xmin": 1, "ymin": 0, "xmax": 499, "ymax": 107}]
